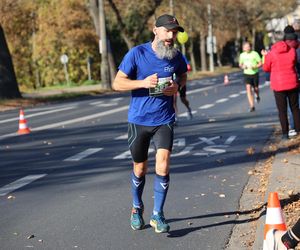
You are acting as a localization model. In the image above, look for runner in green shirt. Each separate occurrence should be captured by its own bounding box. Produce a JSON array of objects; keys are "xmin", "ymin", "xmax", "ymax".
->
[{"xmin": 239, "ymin": 42, "xmax": 262, "ymax": 112}]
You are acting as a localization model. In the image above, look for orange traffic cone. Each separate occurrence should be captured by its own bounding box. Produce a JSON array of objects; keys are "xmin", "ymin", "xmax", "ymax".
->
[
  {"xmin": 17, "ymin": 109, "xmax": 31, "ymax": 135},
  {"xmin": 224, "ymin": 74, "xmax": 229, "ymax": 85},
  {"xmin": 263, "ymin": 192, "xmax": 287, "ymax": 250}
]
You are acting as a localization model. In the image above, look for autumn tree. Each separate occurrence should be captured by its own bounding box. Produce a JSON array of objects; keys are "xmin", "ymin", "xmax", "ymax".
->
[
  {"xmin": 0, "ymin": 24, "xmax": 21, "ymax": 99},
  {"xmin": 34, "ymin": 0, "xmax": 99, "ymax": 87}
]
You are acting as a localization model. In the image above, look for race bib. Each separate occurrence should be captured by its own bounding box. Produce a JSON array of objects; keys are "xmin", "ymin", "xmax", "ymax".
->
[{"xmin": 149, "ymin": 76, "xmax": 172, "ymax": 97}]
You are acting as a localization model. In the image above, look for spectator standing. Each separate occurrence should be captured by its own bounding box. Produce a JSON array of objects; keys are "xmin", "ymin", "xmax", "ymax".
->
[
  {"xmin": 266, "ymin": 218, "xmax": 300, "ymax": 249},
  {"xmin": 262, "ymin": 25, "xmax": 300, "ymax": 140}
]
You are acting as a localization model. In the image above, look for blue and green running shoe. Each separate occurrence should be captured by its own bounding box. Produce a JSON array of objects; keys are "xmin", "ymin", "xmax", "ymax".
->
[
  {"xmin": 130, "ymin": 207, "xmax": 145, "ymax": 230},
  {"xmin": 150, "ymin": 212, "xmax": 170, "ymax": 233}
]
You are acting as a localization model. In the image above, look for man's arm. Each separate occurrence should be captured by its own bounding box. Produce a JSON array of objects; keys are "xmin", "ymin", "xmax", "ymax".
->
[{"xmin": 112, "ymin": 70, "xmax": 158, "ymax": 91}]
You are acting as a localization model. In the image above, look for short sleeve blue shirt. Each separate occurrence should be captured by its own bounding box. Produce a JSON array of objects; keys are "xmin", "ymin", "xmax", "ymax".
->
[{"xmin": 118, "ymin": 42, "xmax": 187, "ymax": 126}]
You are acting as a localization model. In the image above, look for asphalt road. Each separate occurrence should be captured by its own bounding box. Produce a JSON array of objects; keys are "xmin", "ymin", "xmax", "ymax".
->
[{"xmin": 0, "ymin": 71, "xmax": 280, "ymax": 249}]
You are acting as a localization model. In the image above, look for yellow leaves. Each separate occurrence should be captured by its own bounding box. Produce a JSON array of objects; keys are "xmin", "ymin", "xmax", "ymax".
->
[
  {"xmin": 246, "ymin": 147, "xmax": 255, "ymax": 155},
  {"xmin": 1, "ymin": 0, "xmax": 99, "ymax": 88}
]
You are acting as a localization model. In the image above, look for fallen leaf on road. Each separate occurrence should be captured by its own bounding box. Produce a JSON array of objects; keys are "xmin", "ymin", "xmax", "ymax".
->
[
  {"xmin": 246, "ymin": 147, "xmax": 255, "ymax": 155},
  {"xmin": 27, "ymin": 235, "xmax": 35, "ymax": 239}
]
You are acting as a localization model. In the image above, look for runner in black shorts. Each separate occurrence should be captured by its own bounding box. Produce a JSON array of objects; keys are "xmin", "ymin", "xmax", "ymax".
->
[
  {"xmin": 239, "ymin": 42, "xmax": 262, "ymax": 112},
  {"xmin": 244, "ymin": 73, "xmax": 259, "ymax": 88},
  {"xmin": 128, "ymin": 123, "xmax": 174, "ymax": 163},
  {"xmin": 112, "ymin": 14, "xmax": 187, "ymax": 234}
]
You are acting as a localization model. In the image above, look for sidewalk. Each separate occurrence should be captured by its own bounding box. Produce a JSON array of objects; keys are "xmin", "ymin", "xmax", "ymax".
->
[
  {"xmin": 253, "ymin": 136, "xmax": 300, "ymax": 249},
  {"xmin": 227, "ymin": 133, "xmax": 300, "ymax": 249}
]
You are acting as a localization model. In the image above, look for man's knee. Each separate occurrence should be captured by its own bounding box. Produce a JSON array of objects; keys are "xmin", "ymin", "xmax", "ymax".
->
[
  {"xmin": 155, "ymin": 149, "xmax": 170, "ymax": 175},
  {"xmin": 133, "ymin": 161, "xmax": 147, "ymax": 177}
]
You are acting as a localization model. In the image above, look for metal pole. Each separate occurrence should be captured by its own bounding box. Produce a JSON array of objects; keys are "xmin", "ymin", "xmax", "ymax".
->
[
  {"xmin": 63, "ymin": 63, "xmax": 70, "ymax": 85},
  {"xmin": 170, "ymin": 0, "xmax": 174, "ymax": 15},
  {"xmin": 87, "ymin": 61, "xmax": 92, "ymax": 81},
  {"xmin": 207, "ymin": 4, "xmax": 214, "ymax": 72},
  {"xmin": 99, "ymin": 0, "xmax": 110, "ymax": 89}
]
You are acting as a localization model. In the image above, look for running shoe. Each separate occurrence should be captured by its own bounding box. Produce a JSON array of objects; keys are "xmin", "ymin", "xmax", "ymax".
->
[
  {"xmin": 256, "ymin": 96, "xmax": 261, "ymax": 103},
  {"xmin": 150, "ymin": 212, "xmax": 170, "ymax": 233},
  {"xmin": 130, "ymin": 207, "xmax": 145, "ymax": 230},
  {"xmin": 266, "ymin": 229, "xmax": 289, "ymax": 250},
  {"xmin": 288, "ymin": 129, "xmax": 297, "ymax": 137},
  {"xmin": 249, "ymin": 107, "xmax": 255, "ymax": 112}
]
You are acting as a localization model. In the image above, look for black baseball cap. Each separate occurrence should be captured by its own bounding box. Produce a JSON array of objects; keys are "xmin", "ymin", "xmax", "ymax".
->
[{"xmin": 155, "ymin": 14, "xmax": 184, "ymax": 32}]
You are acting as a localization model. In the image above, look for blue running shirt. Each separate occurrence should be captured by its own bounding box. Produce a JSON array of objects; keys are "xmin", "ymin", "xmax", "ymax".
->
[{"xmin": 119, "ymin": 42, "xmax": 187, "ymax": 126}]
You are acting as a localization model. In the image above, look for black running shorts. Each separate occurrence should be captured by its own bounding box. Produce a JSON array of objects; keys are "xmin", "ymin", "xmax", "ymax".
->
[
  {"xmin": 244, "ymin": 73, "xmax": 259, "ymax": 87},
  {"xmin": 128, "ymin": 123, "xmax": 174, "ymax": 163}
]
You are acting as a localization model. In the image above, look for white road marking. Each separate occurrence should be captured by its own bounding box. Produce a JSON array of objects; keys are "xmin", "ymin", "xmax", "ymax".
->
[
  {"xmin": 178, "ymin": 110, "xmax": 197, "ymax": 117},
  {"xmin": 186, "ymin": 85, "xmax": 217, "ymax": 95},
  {"xmin": 244, "ymin": 122, "xmax": 278, "ymax": 128},
  {"xmin": 0, "ymin": 106, "xmax": 129, "ymax": 140},
  {"xmin": 0, "ymin": 106, "xmax": 75, "ymax": 124},
  {"xmin": 90, "ymin": 97, "xmax": 123, "ymax": 106},
  {"xmin": 115, "ymin": 134, "xmax": 127, "ymax": 140},
  {"xmin": 0, "ymin": 174, "xmax": 47, "ymax": 196},
  {"xmin": 94, "ymin": 103, "xmax": 118, "ymax": 107},
  {"xmin": 225, "ymin": 136, "xmax": 236, "ymax": 144},
  {"xmin": 229, "ymin": 94, "xmax": 240, "ymax": 98},
  {"xmin": 199, "ymin": 104, "xmax": 215, "ymax": 109},
  {"xmin": 90, "ymin": 100, "xmax": 104, "ymax": 105},
  {"xmin": 64, "ymin": 148, "xmax": 103, "ymax": 161},
  {"xmin": 215, "ymin": 98, "xmax": 228, "ymax": 103}
]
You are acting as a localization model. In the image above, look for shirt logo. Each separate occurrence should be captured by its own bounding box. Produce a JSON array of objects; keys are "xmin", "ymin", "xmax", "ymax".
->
[{"xmin": 164, "ymin": 66, "xmax": 174, "ymax": 72}]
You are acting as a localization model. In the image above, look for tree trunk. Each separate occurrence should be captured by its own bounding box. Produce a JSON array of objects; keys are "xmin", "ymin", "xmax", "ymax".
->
[
  {"xmin": 107, "ymin": 0, "xmax": 163, "ymax": 49},
  {"xmin": 89, "ymin": 0, "xmax": 117, "ymax": 87},
  {"xmin": 252, "ymin": 26, "xmax": 256, "ymax": 50},
  {"xmin": 235, "ymin": 24, "xmax": 241, "ymax": 67},
  {"xmin": 0, "ymin": 25, "xmax": 21, "ymax": 99},
  {"xmin": 188, "ymin": 39, "xmax": 196, "ymax": 73},
  {"xmin": 99, "ymin": 0, "xmax": 110, "ymax": 89},
  {"xmin": 200, "ymin": 31, "xmax": 207, "ymax": 71}
]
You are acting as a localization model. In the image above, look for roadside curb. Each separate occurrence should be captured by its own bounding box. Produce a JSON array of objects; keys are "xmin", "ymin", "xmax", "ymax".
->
[
  {"xmin": 21, "ymin": 84, "xmax": 105, "ymax": 98},
  {"xmin": 226, "ymin": 132, "xmax": 300, "ymax": 250},
  {"xmin": 253, "ymin": 138, "xmax": 300, "ymax": 249}
]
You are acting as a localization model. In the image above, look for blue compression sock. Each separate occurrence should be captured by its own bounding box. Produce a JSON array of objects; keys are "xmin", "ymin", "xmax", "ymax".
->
[
  {"xmin": 131, "ymin": 172, "xmax": 145, "ymax": 208},
  {"xmin": 153, "ymin": 174, "xmax": 170, "ymax": 214}
]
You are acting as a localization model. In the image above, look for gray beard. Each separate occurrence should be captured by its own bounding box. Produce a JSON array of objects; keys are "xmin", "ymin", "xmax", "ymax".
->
[{"xmin": 155, "ymin": 40, "xmax": 178, "ymax": 60}]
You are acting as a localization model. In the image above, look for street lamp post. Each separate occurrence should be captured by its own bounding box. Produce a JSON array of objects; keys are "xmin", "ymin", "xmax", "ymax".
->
[
  {"xmin": 207, "ymin": 4, "xmax": 214, "ymax": 72},
  {"xmin": 99, "ymin": 0, "xmax": 110, "ymax": 89}
]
